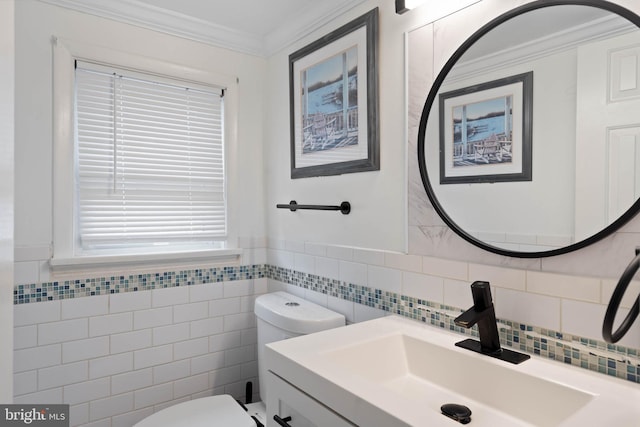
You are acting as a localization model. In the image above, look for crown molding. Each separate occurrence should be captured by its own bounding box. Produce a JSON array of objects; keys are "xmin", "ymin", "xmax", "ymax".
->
[
  {"xmin": 38, "ymin": 0, "xmax": 263, "ymax": 55},
  {"xmin": 37, "ymin": 0, "xmax": 367, "ymax": 57},
  {"xmin": 264, "ymin": 0, "xmax": 368, "ymax": 56},
  {"xmin": 447, "ymin": 14, "xmax": 637, "ymax": 83}
]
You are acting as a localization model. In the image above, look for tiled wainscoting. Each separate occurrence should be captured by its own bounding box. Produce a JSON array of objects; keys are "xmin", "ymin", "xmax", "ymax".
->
[
  {"xmin": 267, "ymin": 265, "xmax": 640, "ymax": 382},
  {"xmin": 265, "ymin": 240, "xmax": 640, "ymax": 384},
  {"xmin": 13, "ymin": 275, "xmax": 265, "ymax": 427},
  {"xmin": 13, "ymin": 244, "xmax": 640, "ymax": 426}
]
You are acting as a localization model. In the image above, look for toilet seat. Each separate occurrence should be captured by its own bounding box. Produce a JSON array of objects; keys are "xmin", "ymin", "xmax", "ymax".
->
[{"xmin": 133, "ymin": 395, "xmax": 255, "ymax": 427}]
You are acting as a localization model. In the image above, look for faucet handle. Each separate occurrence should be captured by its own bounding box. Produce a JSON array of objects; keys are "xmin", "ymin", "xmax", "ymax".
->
[
  {"xmin": 453, "ymin": 307, "xmax": 492, "ymax": 329},
  {"xmin": 470, "ymin": 281, "xmax": 493, "ymax": 310}
]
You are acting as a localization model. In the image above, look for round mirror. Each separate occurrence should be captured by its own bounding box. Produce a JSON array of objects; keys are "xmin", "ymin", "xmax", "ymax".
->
[{"xmin": 418, "ymin": 0, "xmax": 640, "ymax": 258}]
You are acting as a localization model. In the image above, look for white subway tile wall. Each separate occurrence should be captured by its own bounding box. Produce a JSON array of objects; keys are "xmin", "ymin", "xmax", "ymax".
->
[
  {"xmin": 422, "ymin": 256, "xmax": 469, "ymax": 281},
  {"xmin": 14, "ymin": 240, "xmax": 640, "ymax": 427},
  {"xmin": 468, "ymin": 264, "xmax": 526, "ymax": 291},
  {"xmin": 367, "ymin": 265, "xmax": 402, "ymax": 294},
  {"xmin": 338, "ymin": 260, "xmax": 367, "ymax": 286},
  {"xmin": 527, "ymin": 271, "xmax": 601, "ymax": 303},
  {"xmin": 494, "ymin": 288, "xmax": 561, "ymax": 331},
  {"xmin": 402, "ymin": 271, "xmax": 443, "ymax": 303},
  {"xmin": 265, "ymin": 240, "xmax": 629, "ymax": 341},
  {"xmin": 14, "ymin": 278, "xmax": 265, "ymax": 427},
  {"xmin": 264, "ymin": 239, "xmax": 640, "ymax": 384}
]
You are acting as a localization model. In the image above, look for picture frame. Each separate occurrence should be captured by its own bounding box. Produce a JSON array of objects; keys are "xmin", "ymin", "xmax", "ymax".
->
[
  {"xmin": 289, "ymin": 8, "xmax": 379, "ymax": 179},
  {"xmin": 439, "ymin": 71, "xmax": 533, "ymax": 184}
]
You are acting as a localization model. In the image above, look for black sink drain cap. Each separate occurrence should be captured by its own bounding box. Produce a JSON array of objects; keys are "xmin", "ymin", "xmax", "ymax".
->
[{"xmin": 441, "ymin": 403, "xmax": 472, "ymax": 424}]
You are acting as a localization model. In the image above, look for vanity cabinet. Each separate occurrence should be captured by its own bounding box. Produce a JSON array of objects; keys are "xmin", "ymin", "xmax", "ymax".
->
[{"xmin": 266, "ymin": 371, "xmax": 356, "ymax": 427}]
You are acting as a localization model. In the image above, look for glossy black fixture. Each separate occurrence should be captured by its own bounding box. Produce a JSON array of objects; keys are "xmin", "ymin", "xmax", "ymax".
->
[
  {"xmin": 603, "ymin": 248, "xmax": 640, "ymax": 343},
  {"xmin": 441, "ymin": 403, "xmax": 472, "ymax": 425},
  {"xmin": 395, "ymin": 0, "xmax": 410, "ymax": 14},
  {"xmin": 395, "ymin": 0, "xmax": 427, "ymax": 14},
  {"xmin": 454, "ymin": 281, "xmax": 530, "ymax": 364},
  {"xmin": 273, "ymin": 415, "xmax": 292, "ymax": 427},
  {"xmin": 276, "ymin": 200, "xmax": 351, "ymax": 215}
]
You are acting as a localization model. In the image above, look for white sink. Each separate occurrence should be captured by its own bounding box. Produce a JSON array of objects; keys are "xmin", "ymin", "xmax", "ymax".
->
[
  {"xmin": 266, "ymin": 316, "xmax": 640, "ymax": 426},
  {"xmin": 323, "ymin": 333, "xmax": 592, "ymax": 426}
]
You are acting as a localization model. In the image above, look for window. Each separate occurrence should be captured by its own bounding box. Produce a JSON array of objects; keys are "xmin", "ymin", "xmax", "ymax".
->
[
  {"xmin": 73, "ymin": 62, "xmax": 226, "ymax": 255},
  {"xmin": 52, "ymin": 39, "xmax": 238, "ymax": 265}
]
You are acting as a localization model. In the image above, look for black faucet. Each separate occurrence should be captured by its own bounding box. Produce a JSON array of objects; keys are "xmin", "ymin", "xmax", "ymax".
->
[
  {"xmin": 454, "ymin": 281, "xmax": 501, "ymax": 353},
  {"xmin": 454, "ymin": 281, "xmax": 530, "ymax": 364}
]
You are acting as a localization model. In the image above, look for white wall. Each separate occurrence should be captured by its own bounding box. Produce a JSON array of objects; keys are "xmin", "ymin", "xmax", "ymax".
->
[
  {"xmin": 264, "ymin": 0, "xmax": 640, "ymax": 357},
  {"xmin": 263, "ymin": 0, "xmax": 481, "ymax": 251},
  {"xmin": 263, "ymin": 0, "xmax": 596, "ymax": 253},
  {"xmin": 14, "ymin": 0, "xmax": 267, "ymax": 283},
  {"xmin": 1, "ymin": 0, "xmax": 15, "ymax": 404},
  {"xmin": 11, "ymin": 0, "xmax": 640, "ymax": 417},
  {"xmin": 12, "ymin": 3, "xmax": 269, "ymax": 422},
  {"xmin": 263, "ymin": 2, "xmax": 405, "ymax": 251}
]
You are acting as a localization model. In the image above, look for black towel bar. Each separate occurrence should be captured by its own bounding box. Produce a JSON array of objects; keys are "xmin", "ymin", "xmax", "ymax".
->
[
  {"xmin": 276, "ymin": 200, "xmax": 351, "ymax": 215},
  {"xmin": 603, "ymin": 247, "xmax": 640, "ymax": 343}
]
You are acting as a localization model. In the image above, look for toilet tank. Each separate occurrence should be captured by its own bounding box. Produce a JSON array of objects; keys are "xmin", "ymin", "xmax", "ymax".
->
[{"xmin": 254, "ymin": 291, "xmax": 345, "ymax": 402}]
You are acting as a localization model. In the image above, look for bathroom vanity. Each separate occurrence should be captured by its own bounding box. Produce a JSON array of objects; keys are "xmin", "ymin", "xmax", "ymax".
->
[
  {"xmin": 265, "ymin": 316, "xmax": 640, "ymax": 426},
  {"xmin": 266, "ymin": 371, "xmax": 356, "ymax": 426}
]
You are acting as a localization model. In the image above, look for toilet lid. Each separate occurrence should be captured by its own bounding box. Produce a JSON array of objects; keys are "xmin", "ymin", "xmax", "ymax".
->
[{"xmin": 134, "ymin": 395, "xmax": 255, "ymax": 427}]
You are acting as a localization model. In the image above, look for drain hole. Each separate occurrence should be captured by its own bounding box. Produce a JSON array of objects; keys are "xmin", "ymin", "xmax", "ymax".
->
[
  {"xmin": 285, "ymin": 302, "xmax": 300, "ymax": 307},
  {"xmin": 441, "ymin": 403, "xmax": 472, "ymax": 424}
]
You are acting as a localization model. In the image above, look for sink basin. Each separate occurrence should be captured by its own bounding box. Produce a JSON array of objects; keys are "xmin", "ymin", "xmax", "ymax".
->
[
  {"xmin": 265, "ymin": 316, "xmax": 640, "ymax": 426},
  {"xmin": 323, "ymin": 333, "xmax": 592, "ymax": 426}
]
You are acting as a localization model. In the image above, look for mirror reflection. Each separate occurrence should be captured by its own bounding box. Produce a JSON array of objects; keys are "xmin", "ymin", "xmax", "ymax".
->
[{"xmin": 421, "ymin": 3, "xmax": 640, "ymax": 255}]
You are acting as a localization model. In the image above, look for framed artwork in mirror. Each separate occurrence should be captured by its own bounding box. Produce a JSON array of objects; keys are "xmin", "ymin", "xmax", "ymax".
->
[
  {"xmin": 289, "ymin": 8, "xmax": 379, "ymax": 179},
  {"xmin": 439, "ymin": 72, "xmax": 533, "ymax": 184}
]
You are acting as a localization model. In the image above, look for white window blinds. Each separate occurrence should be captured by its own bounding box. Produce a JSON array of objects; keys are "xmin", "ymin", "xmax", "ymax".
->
[{"xmin": 74, "ymin": 61, "xmax": 226, "ymax": 252}]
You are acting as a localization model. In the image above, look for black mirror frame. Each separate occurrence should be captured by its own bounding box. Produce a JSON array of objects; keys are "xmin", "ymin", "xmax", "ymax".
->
[{"xmin": 417, "ymin": 0, "xmax": 640, "ymax": 258}]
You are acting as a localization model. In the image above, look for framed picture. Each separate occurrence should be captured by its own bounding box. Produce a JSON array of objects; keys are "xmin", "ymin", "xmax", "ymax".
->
[
  {"xmin": 439, "ymin": 72, "xmax": 533, "ymax": 184},
  {"xmin": 289, "ymin": 8, "xmax": 379, "ymax": 179}
]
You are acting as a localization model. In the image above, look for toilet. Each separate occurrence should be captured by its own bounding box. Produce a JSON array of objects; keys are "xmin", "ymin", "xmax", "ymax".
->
[{"xmin": 134, "ymin": 291, "xmax": 345, "ymax": 427}]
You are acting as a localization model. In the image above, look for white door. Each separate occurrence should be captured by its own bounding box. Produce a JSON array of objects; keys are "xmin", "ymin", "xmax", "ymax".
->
[{"xmin": 575, "ymin": 29, "xmax": 640, "ymax": 240}]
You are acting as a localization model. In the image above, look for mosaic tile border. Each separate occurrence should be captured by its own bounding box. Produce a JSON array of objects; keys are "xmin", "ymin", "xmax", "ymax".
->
[
  {"xmin": 12, "ymin": 263, "xmax": 640, "ymax": 384},
  {"xmin": 13, "ymin": 264, "xmax": 265, "ymax": 304},
  {"xmin": 265, "ymin": 265, "xmax": 640, "ymax": 385}
]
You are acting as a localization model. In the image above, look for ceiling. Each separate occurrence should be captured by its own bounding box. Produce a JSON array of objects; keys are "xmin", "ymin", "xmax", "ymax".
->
[
  {"xmin": 39, "ymin": 0, "xmax": 367, "ymax": 56},
  {"xmin": 460, "ymin": 5, "xmax": 616, "ymax": 62}
]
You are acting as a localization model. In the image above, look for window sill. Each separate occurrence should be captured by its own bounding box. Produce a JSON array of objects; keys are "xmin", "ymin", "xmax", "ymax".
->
[{"xmin": 49, "ymin": 248, "xmax": 243, "ymax": 269}]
